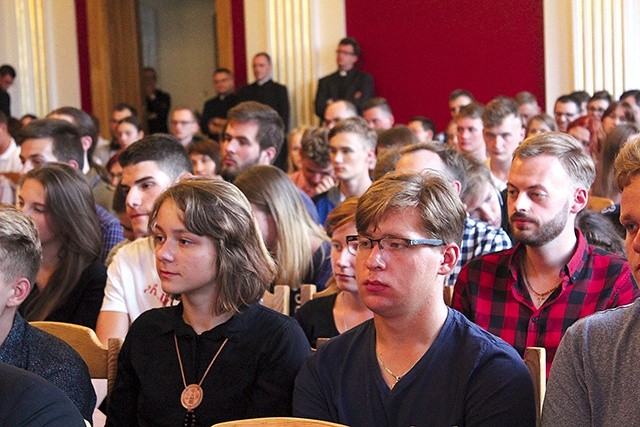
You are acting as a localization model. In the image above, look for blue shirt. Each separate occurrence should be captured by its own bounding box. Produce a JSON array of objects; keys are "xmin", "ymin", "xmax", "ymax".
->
[{"xmin": 294, "ymin": 309, "xmax": 535, "ymax": 426}]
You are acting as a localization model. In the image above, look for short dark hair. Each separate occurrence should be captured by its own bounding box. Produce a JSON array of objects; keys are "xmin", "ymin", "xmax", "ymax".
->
[
  {"xmin": 590, "ymin": 90, "xmax": 613, "ymax": 104},
  {"xmin": 514, "ymin": 91, "xmax": 537, "ymax": 106},
  {"xmin": 187, "ymin": 139, "xmax": 221, "ymax": 172},
  {"xmin": 339, "ymin": 37, "xmax": 361, "ymax": 57},
  {"xmin": 555, "ymin": 94, "xmax": 581, "ymax": 110},
  {"xmin": 254, "ymin": 52, "xmax": 272, "ymax": 64},
  {"xmin": 408, "ymin": 116, "xmax": 436, "ymax": 134},
  {"xmin": 377, "ymin": 125, "xmax": 418, "ymax": 150},
  {"xmin": 362, "ymin": 97, "xmax": 393, "ymax": 115},
  {"xmin": 449, "ymin": 89, "xmax": 474, "ymax": 102},
  {"xmin": 19, "ymin": 119, "xmax": 84, "ymax": 168},
  {"xmin": 119, "ymin": 134, "xmax": 192, "ymax": 180},
  {"xmin": 113, "ymin": 102, "xmax": 138, "ymax": 117},
  {"xmin": 482, "ymin": 96, "xmax": 521, "ymax": 128},
  {"xmin": 400, "ymin": 142, "xmax": 468, "ymax": 193},
  {"xmin": 214, "ymin": 67, "xmax": 233, "ymax": 76},
  {"xmin": 227, "ymin": 101, "xmax": 285, "ymax": 154},
  {"xmin": 570, "ymin": 90, "xmax": 591, "ymax": 105},
  {"xmin": 620, "ymin": 89, "xmax": 640, "ymax": 107},
  {"xmin": 457, "ymin": 102, "xmax": 484, "ymax": 120},
  {"xmin": 117, "ymin": 115, "xmax": 143, "ymax": 131},
  {"xmin": 0, "ymin": 65, "xmax": 16, "ymax": 78},
  {"xmin": 48, "ymin": 106, "xmax": 99, "ymax": 157}
]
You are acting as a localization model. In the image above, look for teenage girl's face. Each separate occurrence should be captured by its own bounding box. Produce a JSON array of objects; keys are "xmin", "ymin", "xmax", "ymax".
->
[
  {"xmin": 153, "ymin": 199, "xmax": 218, "ymax": 298},
  {"xmin": 16, "ymin": 179, "xmax": 57, "ymax": 246},
  {"xmin": 330, "ymin": 221, "xmax": 358, "ymax": 293},
  {"xmin": 116, "ymin": 122, "xmax": 143, "ymax": 149}
]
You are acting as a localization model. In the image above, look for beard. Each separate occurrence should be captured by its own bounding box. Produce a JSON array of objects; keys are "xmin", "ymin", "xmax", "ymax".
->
[{"xmin": 510, "ymin": 200, "xmax": 570, "ymax": 247}]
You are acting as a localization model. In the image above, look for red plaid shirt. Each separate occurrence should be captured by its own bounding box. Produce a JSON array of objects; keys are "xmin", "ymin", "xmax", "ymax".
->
[{"xmin": 453, "ymin": 229, "xmax": 638, "ymax": 376}]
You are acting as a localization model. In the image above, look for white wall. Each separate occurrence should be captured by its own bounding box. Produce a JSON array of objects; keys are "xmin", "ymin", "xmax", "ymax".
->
[
  {"xmin": 0, "ymin": 0, "xmax": 80, "ymax": 118},
  {"xmin": 139, "ymin": 0, "xmax": 216, "ymax": 114}
]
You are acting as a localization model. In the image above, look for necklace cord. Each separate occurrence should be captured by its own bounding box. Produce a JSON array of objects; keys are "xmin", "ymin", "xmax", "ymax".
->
[{"xmin": 174, "ymin": 334, "xmax": 229, "ymax": 388}]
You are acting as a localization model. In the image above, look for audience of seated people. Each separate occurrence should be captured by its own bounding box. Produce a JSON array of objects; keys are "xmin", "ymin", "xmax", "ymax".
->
[
  {"xmin": 234, "ymin": 165, "xmax": 332, "ymax": 314},
  {"xmin": 295, "ymin": 197, "xmax": 373, "ymax": 347},
  {"xmin": 5, "ymin": 44, "xmax": 640, "ymax": 425}
]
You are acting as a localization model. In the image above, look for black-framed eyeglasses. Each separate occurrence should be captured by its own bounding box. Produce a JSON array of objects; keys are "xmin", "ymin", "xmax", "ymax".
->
[{"xmin": 345, "ymin": 235, "xmax": 444, "ymax": 255}]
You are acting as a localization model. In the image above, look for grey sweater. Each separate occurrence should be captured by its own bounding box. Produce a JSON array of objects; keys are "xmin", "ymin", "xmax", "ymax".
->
[{"xmin": 542, "ymin": 298, "xmax": 640, "ymax": 426}]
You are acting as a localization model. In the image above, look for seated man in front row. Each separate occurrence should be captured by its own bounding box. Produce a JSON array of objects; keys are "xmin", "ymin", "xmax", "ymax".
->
[
  {"xmin": 541, "ymin": 136, "xmax": 640, "ymax": 425},
  {"xmin": 453, "ymin": 132, "xmax": 638, "ymax": 375},
  {"xmin": 0, "ymin": 205, "xmax": 95, "ymax": 421},
  {"xmin": 294, "ymin": 171, "xmax": 535, "ymax": 426}
]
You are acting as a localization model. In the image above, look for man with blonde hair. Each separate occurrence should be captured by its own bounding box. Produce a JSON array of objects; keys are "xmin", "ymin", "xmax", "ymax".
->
[
  {"xmin": 294, "ymin": 171, "xmax": 535, "ymax": 425},
  {"xmin": 454, "ymin": 132, "xmax": 638, "ymax": 375},
  {"xmin": 542, "ymin": 135, "xmax": 640, "ymax": 424}
]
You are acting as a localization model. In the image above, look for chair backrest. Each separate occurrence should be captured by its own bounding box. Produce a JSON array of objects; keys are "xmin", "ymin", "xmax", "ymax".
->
[
  {"xmin": 30, "ymin": 321, "xmax": 122, "ymax": 397},
  {"xmin": 312, "ymin": 285, "xmax": 338, "ymax": 300},
  {"xmin": 261, "ymin": 285, "xmax": 290, "ymax": 315},
  {"xmin": 443, "ymin": 285, "xmax": 454, "ymax": 307},
  {"xmin": 299, "ymin": 284, "xmax": 317, "ymax": 306},
  {"xmin": 586, "ymin": 195, "xmax": 614, "ymax": 212},
  {"xmin": 213, "ymin": 417, "xmax": 348, "ymax": 426},
  {"xmin": 523, "ymin": 346, "xmax": 546, "ymax": 426}
]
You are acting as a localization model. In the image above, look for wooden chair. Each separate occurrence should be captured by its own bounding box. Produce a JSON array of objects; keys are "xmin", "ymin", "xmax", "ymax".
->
[
  {"xmin": 213, "ymin": 417, "xmax": 348, "ymax": 426},
  {"xmin": 261, "ymin": 285, "xmax": 290, "ymax": 315},
  {"xmin": 312, "ymin": 284, "xmax": 338, "ymax": 300},
  {"xmin": 443, "ymin": 285, "xmax": 454, "ymax": 307},
  {"xmin": 30, "ymin": 321, "xmax": 122, "ymax": 398},
  {"xmin": 586, "ymin": 195, "xmax": 614, "ymax": 212},
  {"xmin": 299, "ymin": 284, "xmax": 317, "ymax": 306},
  {"xmin": 524, "ymin": 346, "xmax": 546, "ymax": 426}
]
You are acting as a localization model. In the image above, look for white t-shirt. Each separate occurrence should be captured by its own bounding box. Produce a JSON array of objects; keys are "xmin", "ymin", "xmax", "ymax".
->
[
  {"xmin": 100, "ymin": 237, "xmax": 174, "ymax": 322},
  {"xmin": 0, "ymin": 139, "xmax": 22, "ymax": 173}
]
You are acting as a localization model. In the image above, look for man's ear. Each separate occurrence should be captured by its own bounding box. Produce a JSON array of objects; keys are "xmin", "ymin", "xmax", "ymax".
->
[
  {"xmin": 80, "ymin": 135, "xmax": 93, "ymax": 152},
  {"xmin": 437, "ymin": 243, "xmax": 460, "ymax": 276},
  {"xmin": 6, "ymin": 278, "xmax": 31, "ymax": 308},
  {"xmin": 259, "ymin": 147, "xmax": 277, "ymax": 165},
  {"xmin": 571, "ymin": 187, "xmax": 589, "ymax": 213},
  {"xmin": 451, "ymin": 180, "xmax": 462, "ymax": 196},
  {"xmin": 67, "ymin": 159, "xmax": 80, "ymax": 170},
  {"xmin": 176, "ymin": 172, "xmax": 194, "ymax": 183}
]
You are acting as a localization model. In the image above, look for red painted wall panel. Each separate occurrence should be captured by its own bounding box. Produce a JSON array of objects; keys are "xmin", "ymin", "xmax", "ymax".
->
[{"xmin": 345, "ymin": 0, "xmax": 545, "ymax": 131}]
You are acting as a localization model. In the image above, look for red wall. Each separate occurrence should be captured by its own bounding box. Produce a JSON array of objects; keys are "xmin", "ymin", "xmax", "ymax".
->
[{"xmin": 345, "ymin": 0, "xmax": 545, "ymax": 131}]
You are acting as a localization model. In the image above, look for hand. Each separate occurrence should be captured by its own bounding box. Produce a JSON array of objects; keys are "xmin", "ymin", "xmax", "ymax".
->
[{"xmin": 314, "ymin": 176, "xmax": 336, "ymax": 195}]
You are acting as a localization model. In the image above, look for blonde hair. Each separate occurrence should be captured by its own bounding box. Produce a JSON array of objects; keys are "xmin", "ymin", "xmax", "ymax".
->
[
  {"xmin": 235, "ymin": 165, "xmax": 328, "ymax": 289},
  {"xmin": 150, "ymin": 178, "xmax": 276, "ymax": 314},
  {"xmin": 615, "ymin": 135, "xmax": 640, "ymax": 191},
  {"xmin": 514, "ymin": 131, "xmax": 595, "ymax": 189},
  {"xmin": 356, "ymin": 170, "xmax": 466, "ymax": 246}
]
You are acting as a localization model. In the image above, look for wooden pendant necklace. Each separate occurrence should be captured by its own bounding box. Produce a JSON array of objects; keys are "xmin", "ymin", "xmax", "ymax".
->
[{"xmin": 174, "ymin": 334, "xmax": 229, "ymax": 426}]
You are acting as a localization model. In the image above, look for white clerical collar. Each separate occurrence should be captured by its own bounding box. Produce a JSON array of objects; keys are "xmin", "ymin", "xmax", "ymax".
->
[{"xmin": 257, "ymin": 77, "xmax": 271, "ymax": 86}]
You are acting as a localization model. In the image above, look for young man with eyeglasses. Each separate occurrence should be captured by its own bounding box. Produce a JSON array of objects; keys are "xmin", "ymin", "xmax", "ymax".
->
[
  {"xmin": 169, "ymin": 107, "xmax": 203, "ymax": 148},
  {"xmin": 294, "ymin": 171, "xmax": 535, "ymax": 426},
  {"xmin": 314, "ymin": 37, "xmax": 374, "ymax": 120},
  {"xmin": 553, "ymin": 94, "xmax": 581, "ymax": 132}
]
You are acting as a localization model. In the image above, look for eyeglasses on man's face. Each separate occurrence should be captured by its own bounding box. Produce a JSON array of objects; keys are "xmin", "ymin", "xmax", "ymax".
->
[{"xmin": 345, "ymin": 235, "xmax": 444, "ymax": 255}]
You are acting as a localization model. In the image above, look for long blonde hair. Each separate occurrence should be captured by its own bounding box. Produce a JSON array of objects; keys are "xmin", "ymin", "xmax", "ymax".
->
[{"xmin": 235, "ymin": 165, "xmax": 328, "ymax": 289}]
